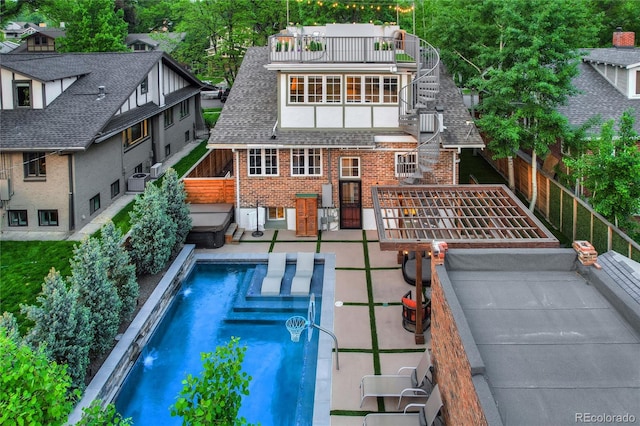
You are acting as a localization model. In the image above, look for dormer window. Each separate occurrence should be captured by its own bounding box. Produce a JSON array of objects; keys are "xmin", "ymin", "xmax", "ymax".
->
[
  {"xmin": 14, "ymin": 81, "xmax": 32, "ymax": 108},
  {"xmin": 141, "ymin": 76, "xmax": 148, "ymax": 94}
]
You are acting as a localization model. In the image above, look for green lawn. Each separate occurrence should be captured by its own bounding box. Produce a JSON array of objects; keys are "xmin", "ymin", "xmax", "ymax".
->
[
  {"xmin": 2, "ymin": 139, "xmax": 211, "ymax": 330},
  {"xmin": 1, "ymin": 240, "xmax": 77, "ymax": 332}
]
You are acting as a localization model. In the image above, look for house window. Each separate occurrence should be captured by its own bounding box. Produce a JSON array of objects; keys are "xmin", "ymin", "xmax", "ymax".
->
[
  {"xmin": 291, "ymin": 148, "xmax": 322, "ymax": 176},
  {"xmin": 34, "ymin": 35, "xmax": 48, "ymax": 46},
  {"xmin": 289, "ymin": 75, "xmax": 305, "ymax": 103},
  {"xmin": 248, "ymin": 148, "xmax": 278, "ymax": 176},
  {"xmin": 308, "ymin": 76, "xmax": 323, "ymax": 103},
  {"xmin": 326, "ymin": 76, "xmax": 342, "ymax": 103},
  {"xmin": 636, "ymin": 70, "xmax": 640, "ymax": 95},
  {"xmin": 340, "ymin": 157, "xmax": 360, "ymax": 178},
  {"xmin": 180, "ymin": 100, "xmax": 190, "ymax": 118},
  {"xmin": 383, "ymin": 76, "xmax": 399, "ymax": 103},
  {"xmin": 14, "ymin": 81, "xmax": 32, "ymax": 108},
  {"xmin": 133, "ymin": 42, "xmax": 146, "ymax": 51},
  {"xmin": 141, "ymin": 77, "xmax": 148, "ymax": 94},
  {"xmin": 267, "ymin": 207, "xmax": 285, "ymax": 220},
  {"xmin": 185, "ymin": 130, "xmax": 190, "ymax": 142},
  {"xmin": 395, "ymin": 152, "xmax": 417, "ymax": 176},
  {"xmin": 122, "ymin": 120, "xmax": 148, "ymax": 149},
  {"xmin": 38, "ymin": 210, "xmax": 58, "ymax": 226},
  {"xmin": 164, "ymin": 107, "xmax": 174, "ymax": 127},
  {"xmin": 89, "ymin": 194, "xmax": 100, "ymax": 215},
  {"xmin": 23, "ymin": 152, "xmax": 46, "ymax": 178},
  {"xmin": 8, "ymin": 210, "xmax": 27, "ymax": 227},
  {"xmin": 165, "ymin": 144, "xmax": 171, "ymax": 156},
  {"xmin": 347, "ymin": 75, "xmax": 398, "ymax": 104},
  {"xmin": 111, "ymin": 180, "xmax": 120, "ymax": 198},
  {"xmin": 346, "ymin": 76, "xmax": 361, "ymax": 103}
]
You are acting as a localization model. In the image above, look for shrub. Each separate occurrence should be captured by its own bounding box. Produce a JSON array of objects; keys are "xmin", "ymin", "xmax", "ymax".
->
[
  {"xmin": 21, "ymin": 268, "xmax": 92, "ymax": 390},
  {"xmin": 129, "ymin": 184, "xmax": 177, "ymax": 275},
  {"xmin": 170, "ymin": 337, "xmax": 253, "ymax": 425},
  {"xmin": 70, "ymin": 237, "xmax": 122, "ymax": 356},
  {"xmin": 77, "ymin": 400, "xmax": 132, "ymax": 425},
  {"xmin": 161, "ymin": 168, "xmax": 192, "ymax": 255},
  {"xmin": 0, "ymin": 328, "xmax": 77, "ymax": 424},
  {"xmin": 100, "ymin": 221, "xmax": 139, "ymax": 322}
]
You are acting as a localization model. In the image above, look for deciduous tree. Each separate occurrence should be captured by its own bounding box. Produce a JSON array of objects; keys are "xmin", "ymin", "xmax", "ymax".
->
[
  {"xmin": 0, "ymin": 328, "xmax": 77, "ymax": 424},
  {"xmin": 170, "ymin": 337, "xmax": 253, "ymax": 425}
]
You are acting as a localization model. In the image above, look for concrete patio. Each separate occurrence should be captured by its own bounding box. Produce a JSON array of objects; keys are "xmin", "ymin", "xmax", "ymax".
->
[{"xmin": 200, "ymin": 228, "xmax": 430, "ymax": 425}]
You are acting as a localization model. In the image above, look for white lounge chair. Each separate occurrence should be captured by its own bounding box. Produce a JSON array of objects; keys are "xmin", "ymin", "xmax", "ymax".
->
[
  {"xmin": 363, "ymin": 384, "xmax": 443, "ymax": 426},
  {"xmin": 260, "ymin": 252, "xmax": 287, "ymax": 295},
  {"xmin": 290, "ymin": 252, "xmax": 315, "ymax": 295},
  {"xmin": 360, "ymin": 349, "xmax": 434, "ymax": 409}
]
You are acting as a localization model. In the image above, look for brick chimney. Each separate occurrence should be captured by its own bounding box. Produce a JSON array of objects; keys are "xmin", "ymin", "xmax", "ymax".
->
[{"xmin": 613, "ymin": 27, "xmax": 635, "ymax": 48}]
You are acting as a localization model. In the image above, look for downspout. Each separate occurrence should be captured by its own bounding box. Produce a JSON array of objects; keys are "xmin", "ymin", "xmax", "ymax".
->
[
  {"xmin": 234, "ymin": 149, "xmax": 240, "ymax": 215},
  {"xmin": 68, "ymin": 154, "xmax": 75, "ymax": 231}
]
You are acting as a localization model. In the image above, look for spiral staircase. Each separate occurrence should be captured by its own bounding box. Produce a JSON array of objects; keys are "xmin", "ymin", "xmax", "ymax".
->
[{"xmin": 397, "ymin": 35, "xmax": 442, "ymax": 184}]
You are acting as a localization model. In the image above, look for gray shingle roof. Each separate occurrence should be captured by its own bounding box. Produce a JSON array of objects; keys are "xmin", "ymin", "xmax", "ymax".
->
[
  {"xmin": 583, "ymin": 48, "xmax": 640, "ymax": 68},
  {"xmin": 0, "ymin": 51, "xmax": 200, "ymax": 151},
  {"xmin": 209, "ymin": 46, "xmax": 483, "ymax": 148},
  {"xmin": 557, "ymin": 61, "xmax": 640, "ymax": 134}
]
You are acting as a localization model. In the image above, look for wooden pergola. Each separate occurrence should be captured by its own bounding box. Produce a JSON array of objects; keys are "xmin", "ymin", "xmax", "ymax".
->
[{"xmin": 371, "ymin": 184, "xmax": 559, "ymax": 343}]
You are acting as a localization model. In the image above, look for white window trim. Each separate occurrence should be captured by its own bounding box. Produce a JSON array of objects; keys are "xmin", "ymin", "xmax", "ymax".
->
[
  {"xmin": 291, "ymin": 148, "xmax": 322, "ymax": 176},
  {"xmin": 288, "ymin": 75, "xmax": 342, "ymax": 104},
  {"xmin": 248, "ymin": 148, "xmax": 279, "ymax": 176},
  {"xmin": 339, "ymin": 157, "xmax": 360, "ymax": 179},
  {"xmin": 267, "ymin": 207, "xmax": 286, "ymax": 221},
  {"xmin": 394, "ymin": 152, "xmax": 417, "ymax": 177},
  {"xmin": 345, "ymin": 75, "xmax": 398, "ymax": 104}
]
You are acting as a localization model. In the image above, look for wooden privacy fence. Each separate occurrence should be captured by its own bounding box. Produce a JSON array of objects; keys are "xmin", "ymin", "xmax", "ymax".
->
[
  {"xmin": 485, "ymin": 152, "xmax": 640, "ymax": 263},
  {"xmin": 183, "ymin": 178, "xmax": 235, "ymax": 204}
]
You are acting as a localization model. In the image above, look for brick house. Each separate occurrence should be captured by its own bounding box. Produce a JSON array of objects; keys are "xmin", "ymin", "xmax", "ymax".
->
[
  {"xmin": 205, "ymin": 24, "xmax": 484, "ymax": 233},
  {"xmin": 0, "ymin": 51, "xmax": 206, "ymax": 237}
]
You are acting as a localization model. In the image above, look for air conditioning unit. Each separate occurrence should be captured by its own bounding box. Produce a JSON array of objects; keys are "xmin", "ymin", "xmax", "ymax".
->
[
  {"xmin": 127, "ymin": 173, "xmax": 150, "ymax": 192},
  {"xmin": 150, "ymin": 163, "xmax": 162, "ymax": 179}
]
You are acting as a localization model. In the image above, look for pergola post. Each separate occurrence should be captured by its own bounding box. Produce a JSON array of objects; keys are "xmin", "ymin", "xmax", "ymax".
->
[{"xmin": 414, "ymin": 250, "xmax": 425, "ymax": 344}]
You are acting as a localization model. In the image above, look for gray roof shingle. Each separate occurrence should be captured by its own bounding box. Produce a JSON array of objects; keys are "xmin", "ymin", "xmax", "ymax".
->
[
  {"xmin": 0, "ymin": 51, "xmax": 200, "ymax": 151},
  {"xmin": 583, "ymin": 48, "xmax": 640, "ymax": 68},
  {"xmin": 209, "ymin": 46, "xmax": 483, "ymax": 148}
]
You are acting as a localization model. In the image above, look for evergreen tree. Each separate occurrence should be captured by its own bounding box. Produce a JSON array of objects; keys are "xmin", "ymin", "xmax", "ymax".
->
[
  {"xmin": 0, "ymin": 329, "xmax": 77, "ymax": 424},
  {"xmin": 100, "ymin": 221, "xmax": 139, "ymax": 322},
  {"xmin": 0, "ymin": 312, "xmax": 21, "ymax": 344},
  {"xmin": 21, "ymin": 268, "xmax": 92, "ymax": 390},
  {"xmin": 161, "ymin": 168, "xmax": 192, "ymax": 254},
  {"xmin": 129, "ymin": 184, "xmax": 177, "ymax": 275},
  {"xmin": 70, "ymin": 237, "xmax": 122, "ymax": 356}
]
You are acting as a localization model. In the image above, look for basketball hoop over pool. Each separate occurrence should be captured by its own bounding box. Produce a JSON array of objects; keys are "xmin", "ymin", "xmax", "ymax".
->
[{"xmin": 286, "ymin": 293, "xmax": 340, "ymax": 370}]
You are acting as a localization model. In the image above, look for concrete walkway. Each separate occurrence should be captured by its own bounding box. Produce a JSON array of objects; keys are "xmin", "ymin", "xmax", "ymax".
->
[{"xmin": 202, "ymin": 229, "xmax": 431, "ymax": 424}]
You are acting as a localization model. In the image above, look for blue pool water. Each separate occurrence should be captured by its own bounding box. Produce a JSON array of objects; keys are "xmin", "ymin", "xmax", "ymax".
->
[{"xmin": 115, "ymin": 262, "xmax": 321, "ymax": 425}]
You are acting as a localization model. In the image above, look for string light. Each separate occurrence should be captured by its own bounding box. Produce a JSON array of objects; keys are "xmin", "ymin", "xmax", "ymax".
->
[{"xmin": 294, "ymin": 0, "xmax": 415, "ymax": 14}]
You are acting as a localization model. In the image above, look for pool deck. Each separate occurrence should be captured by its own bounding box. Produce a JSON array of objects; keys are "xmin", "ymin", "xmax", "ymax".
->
[{"xmin": 201, "ymin": 229, "xmax": 430, "ymax": 425}]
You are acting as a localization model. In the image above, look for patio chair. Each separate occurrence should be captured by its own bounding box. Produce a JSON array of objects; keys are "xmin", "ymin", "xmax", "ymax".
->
[
  {"xmin": 290, "ymin": 252, "xmax": 315, "ymax": 296},
  {"xmin": 360, "ymin": 349, "xmax": 434, "ymax": 409},
  {"xmin": 362, "ymin": 384, "xmax": 443, "ymax": 426},
  {"xmin": 260, "ymin": 252, "xmax": 287, "ymax": 295}
]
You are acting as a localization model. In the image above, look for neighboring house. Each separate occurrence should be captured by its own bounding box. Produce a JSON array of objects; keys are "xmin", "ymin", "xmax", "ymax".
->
[
  {"xmin": 126, "ymin": 32, "xmax": 186, "ymax": 53},
  {"xmin": 0, "ymin": 41, "xmax": 19, "ymax": 54},
  {"xmin": 0, "ymin": 51, "xmax": 207, "ymax": 238},
  {"xmin": 205, "ymin": 23, "xmax": 483, "ymax": 233},
  {"xmin": 545, "ymin": 29, "xmax": 640, "ymax": 174},
  {"xmin": 10, "ymin": 28, "xmax": 66, "ymax": 53},
  {"xmin": 1, "ymin": 22, "xmax": 38, "ymax": 40}
]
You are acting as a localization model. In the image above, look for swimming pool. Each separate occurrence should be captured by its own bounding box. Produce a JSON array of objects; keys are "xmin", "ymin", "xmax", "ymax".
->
[{"xmin": 114, "ymin": 258, "xmax": 326, "ymax": 425}]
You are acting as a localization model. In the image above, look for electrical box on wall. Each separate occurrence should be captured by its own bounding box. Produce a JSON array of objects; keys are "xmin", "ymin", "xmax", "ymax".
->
[
  {"xmin": 321, "ymin": 184, "xmax": 333, "ymax": 207},
  {"xmin": 0, "ymin": 179, "xmax": 11, "ymax": 201}
]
